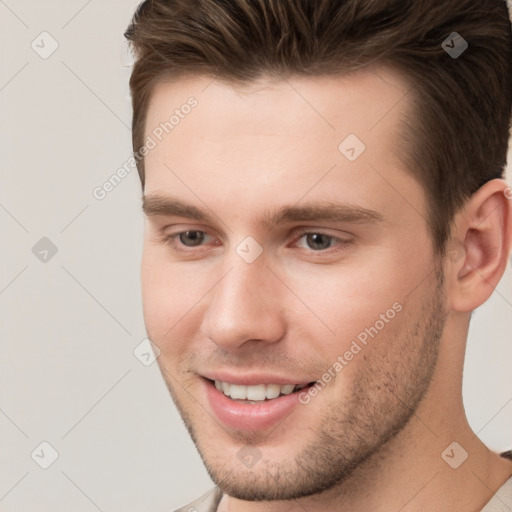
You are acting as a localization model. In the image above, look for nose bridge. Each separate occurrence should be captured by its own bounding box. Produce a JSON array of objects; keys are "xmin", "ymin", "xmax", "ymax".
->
[{"xmin": 200, "ymin": 253, "xmax": 285, "ymax": 349}]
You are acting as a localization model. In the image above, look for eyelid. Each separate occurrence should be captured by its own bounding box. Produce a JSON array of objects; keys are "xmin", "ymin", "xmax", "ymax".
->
[
  {"xmin": 160, "ymin": 223, "xmax": 218, "ymax": 240},
  {"xmin": 292, "ymin": 226, "xmax": 353, "ymax": 240}
]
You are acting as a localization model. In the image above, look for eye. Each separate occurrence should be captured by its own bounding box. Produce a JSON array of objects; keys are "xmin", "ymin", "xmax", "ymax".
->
[
  {"xmin": 161, "ymin": 228, "xmax": 351, "ymax": 256},
  {"xmin": 177, "ymin": 230, "xmax": 208, "ymax": 247},
  {"xmin": 159, "ymin": 226, "xmax": 221, "ymax": 254},
  {"xmin": 294, "ymin": 231, "xmax": 351, "ymax": 252}
]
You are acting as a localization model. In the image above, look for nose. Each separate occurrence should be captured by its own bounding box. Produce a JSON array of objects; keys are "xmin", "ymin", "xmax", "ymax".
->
[{"xmin": 199, "ymin": 256, "xmax": 286, "ymax": 351}]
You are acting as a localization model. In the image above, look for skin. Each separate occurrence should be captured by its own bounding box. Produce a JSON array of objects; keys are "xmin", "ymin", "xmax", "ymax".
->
[{"xmin": 140, "ymin": 66, "xmax": 512, "ymax": 511}]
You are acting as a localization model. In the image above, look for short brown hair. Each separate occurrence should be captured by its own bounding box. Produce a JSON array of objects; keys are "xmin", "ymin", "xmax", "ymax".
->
[{"xmin": 124, "ymin": 0, "xmax": 512, "ymax": 252}]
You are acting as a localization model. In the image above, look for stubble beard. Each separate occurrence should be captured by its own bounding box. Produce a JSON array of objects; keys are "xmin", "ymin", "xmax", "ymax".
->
[{"xmin": 162, "ymin": 268, "xmax": 447, "ymax": 501}]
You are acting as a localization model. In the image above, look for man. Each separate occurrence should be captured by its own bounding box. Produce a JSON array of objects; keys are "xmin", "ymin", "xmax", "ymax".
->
[{"xmin": 124, "ymin": 1, "xmax": 512, "ymax": 510}]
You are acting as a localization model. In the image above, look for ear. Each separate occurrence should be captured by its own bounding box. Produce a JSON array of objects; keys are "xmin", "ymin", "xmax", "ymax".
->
[{"xmin": 445, "ymin": 179, "xmax": 512, "ymax": 312}]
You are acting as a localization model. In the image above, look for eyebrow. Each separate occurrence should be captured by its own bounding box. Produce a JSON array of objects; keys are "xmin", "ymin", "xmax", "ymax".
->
[{"xmin": 142, "ymin": 194, "xmax": 384, "ymax": 228}]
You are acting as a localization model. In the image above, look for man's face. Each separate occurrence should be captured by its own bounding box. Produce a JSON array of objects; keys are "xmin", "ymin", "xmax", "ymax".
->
[{"xmin": 140, "ymin": 67, "xmax": 447, "ymax": 499}]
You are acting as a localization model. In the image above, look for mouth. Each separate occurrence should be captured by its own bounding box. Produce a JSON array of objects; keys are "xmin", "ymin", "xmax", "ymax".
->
[
  {"xmin": 206, "ymin": 378, "xmax": 315, "ymax": 404},
  {"xmin": 200, "ymin": 374, "xmax": 319, "ymax": 430}
]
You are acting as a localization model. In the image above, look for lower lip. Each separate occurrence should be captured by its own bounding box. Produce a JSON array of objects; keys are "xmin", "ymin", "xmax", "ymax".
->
[{"xmin": 203, "ymin": 379, "xmax": 311, "ymax": 431}]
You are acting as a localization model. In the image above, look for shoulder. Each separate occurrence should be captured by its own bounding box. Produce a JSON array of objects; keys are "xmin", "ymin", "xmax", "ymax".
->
[{"xmin": 172, "ymin": 487, "xmax": 224, "ymax": 512}]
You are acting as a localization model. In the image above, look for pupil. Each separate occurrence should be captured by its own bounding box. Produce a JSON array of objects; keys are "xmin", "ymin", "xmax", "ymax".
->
[
  {"xmin": 180, "ymin": 231, "xmax": 205, "ymax": 246},
  {"xmin": 307, "ymin": 233, "xmax": 331, "ymax": 250}
]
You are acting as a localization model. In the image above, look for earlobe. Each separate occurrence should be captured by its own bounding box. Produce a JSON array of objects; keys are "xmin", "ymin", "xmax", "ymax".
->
[{"xmin": 446, "ymin": 179, "xmax": 512, "ymax": 313}]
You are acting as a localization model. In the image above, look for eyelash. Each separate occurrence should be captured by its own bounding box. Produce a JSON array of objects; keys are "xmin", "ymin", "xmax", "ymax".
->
[{"xmin": 160, "ymin": 229, "xmax": 353, "ymax": 255}]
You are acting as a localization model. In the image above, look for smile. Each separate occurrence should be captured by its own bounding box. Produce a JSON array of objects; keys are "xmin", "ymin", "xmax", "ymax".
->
[{"xmin": 213, "ymin": 380, "xmax": 310, "ymax": 402}]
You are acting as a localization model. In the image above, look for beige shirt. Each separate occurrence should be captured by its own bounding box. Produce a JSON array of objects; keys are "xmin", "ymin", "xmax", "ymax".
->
[
  {"xmin": 174, "ymin": 452, "xmax": 512, "ymax": 512},
  {"xmin": 174, "ymin": 486, "xmax": 222, "ymax": 512}
]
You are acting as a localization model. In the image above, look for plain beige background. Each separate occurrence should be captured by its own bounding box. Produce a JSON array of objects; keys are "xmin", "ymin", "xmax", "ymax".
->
[{"xmin": 1, "ymin": 2, "xmax": 511, "ymax": 511}]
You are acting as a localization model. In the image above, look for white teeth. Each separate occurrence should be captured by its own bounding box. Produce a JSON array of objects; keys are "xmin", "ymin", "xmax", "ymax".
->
[
  {"xmin": 229, "ymin": 384, "xmax": 247, "ymax": 400},
  {"xmin": 213, "ymin": 380, "xmax": 306, "ymax": 401},
  {"xmin": 280, "ymin": 384, "xmax": 295, "ymax": 395},
  {"xmin": 265, "ymin": 384, "xmax": 281, "ymax": 399},
  {"xmin": 246, "ymin": 384, "xmax": 266, "ymax": 401}
]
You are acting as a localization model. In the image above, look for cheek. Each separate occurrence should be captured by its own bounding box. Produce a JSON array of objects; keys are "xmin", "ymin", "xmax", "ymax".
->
[
  {"xmin": 140, "ymin": 248, "xmax": 165, "ymax": 330},
  {"xmin": 141, "ymin": 247, "xmax": 181, "ymax": 340},
  {"xmin": 140, "ymin": 246, "xmax": 213, "ymax": 343},
  {"xmin": 278, "ymin": 256, "xmax": 408, "ymax": 355}
]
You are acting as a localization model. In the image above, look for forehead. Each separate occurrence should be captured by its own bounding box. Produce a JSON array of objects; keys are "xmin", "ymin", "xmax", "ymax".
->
[
  {"xmin": 142, "ymin": 66, "xmax": 423, "ymax": 229},
  {"xmin": 145, "ymin": 65, "xmax": 412, "ymax": 143}
]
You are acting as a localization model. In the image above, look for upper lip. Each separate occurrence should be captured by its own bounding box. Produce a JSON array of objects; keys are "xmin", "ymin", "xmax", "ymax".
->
[{"xmin": 201, "ymin": 371, "xmax": 314, "ymax": 387}]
